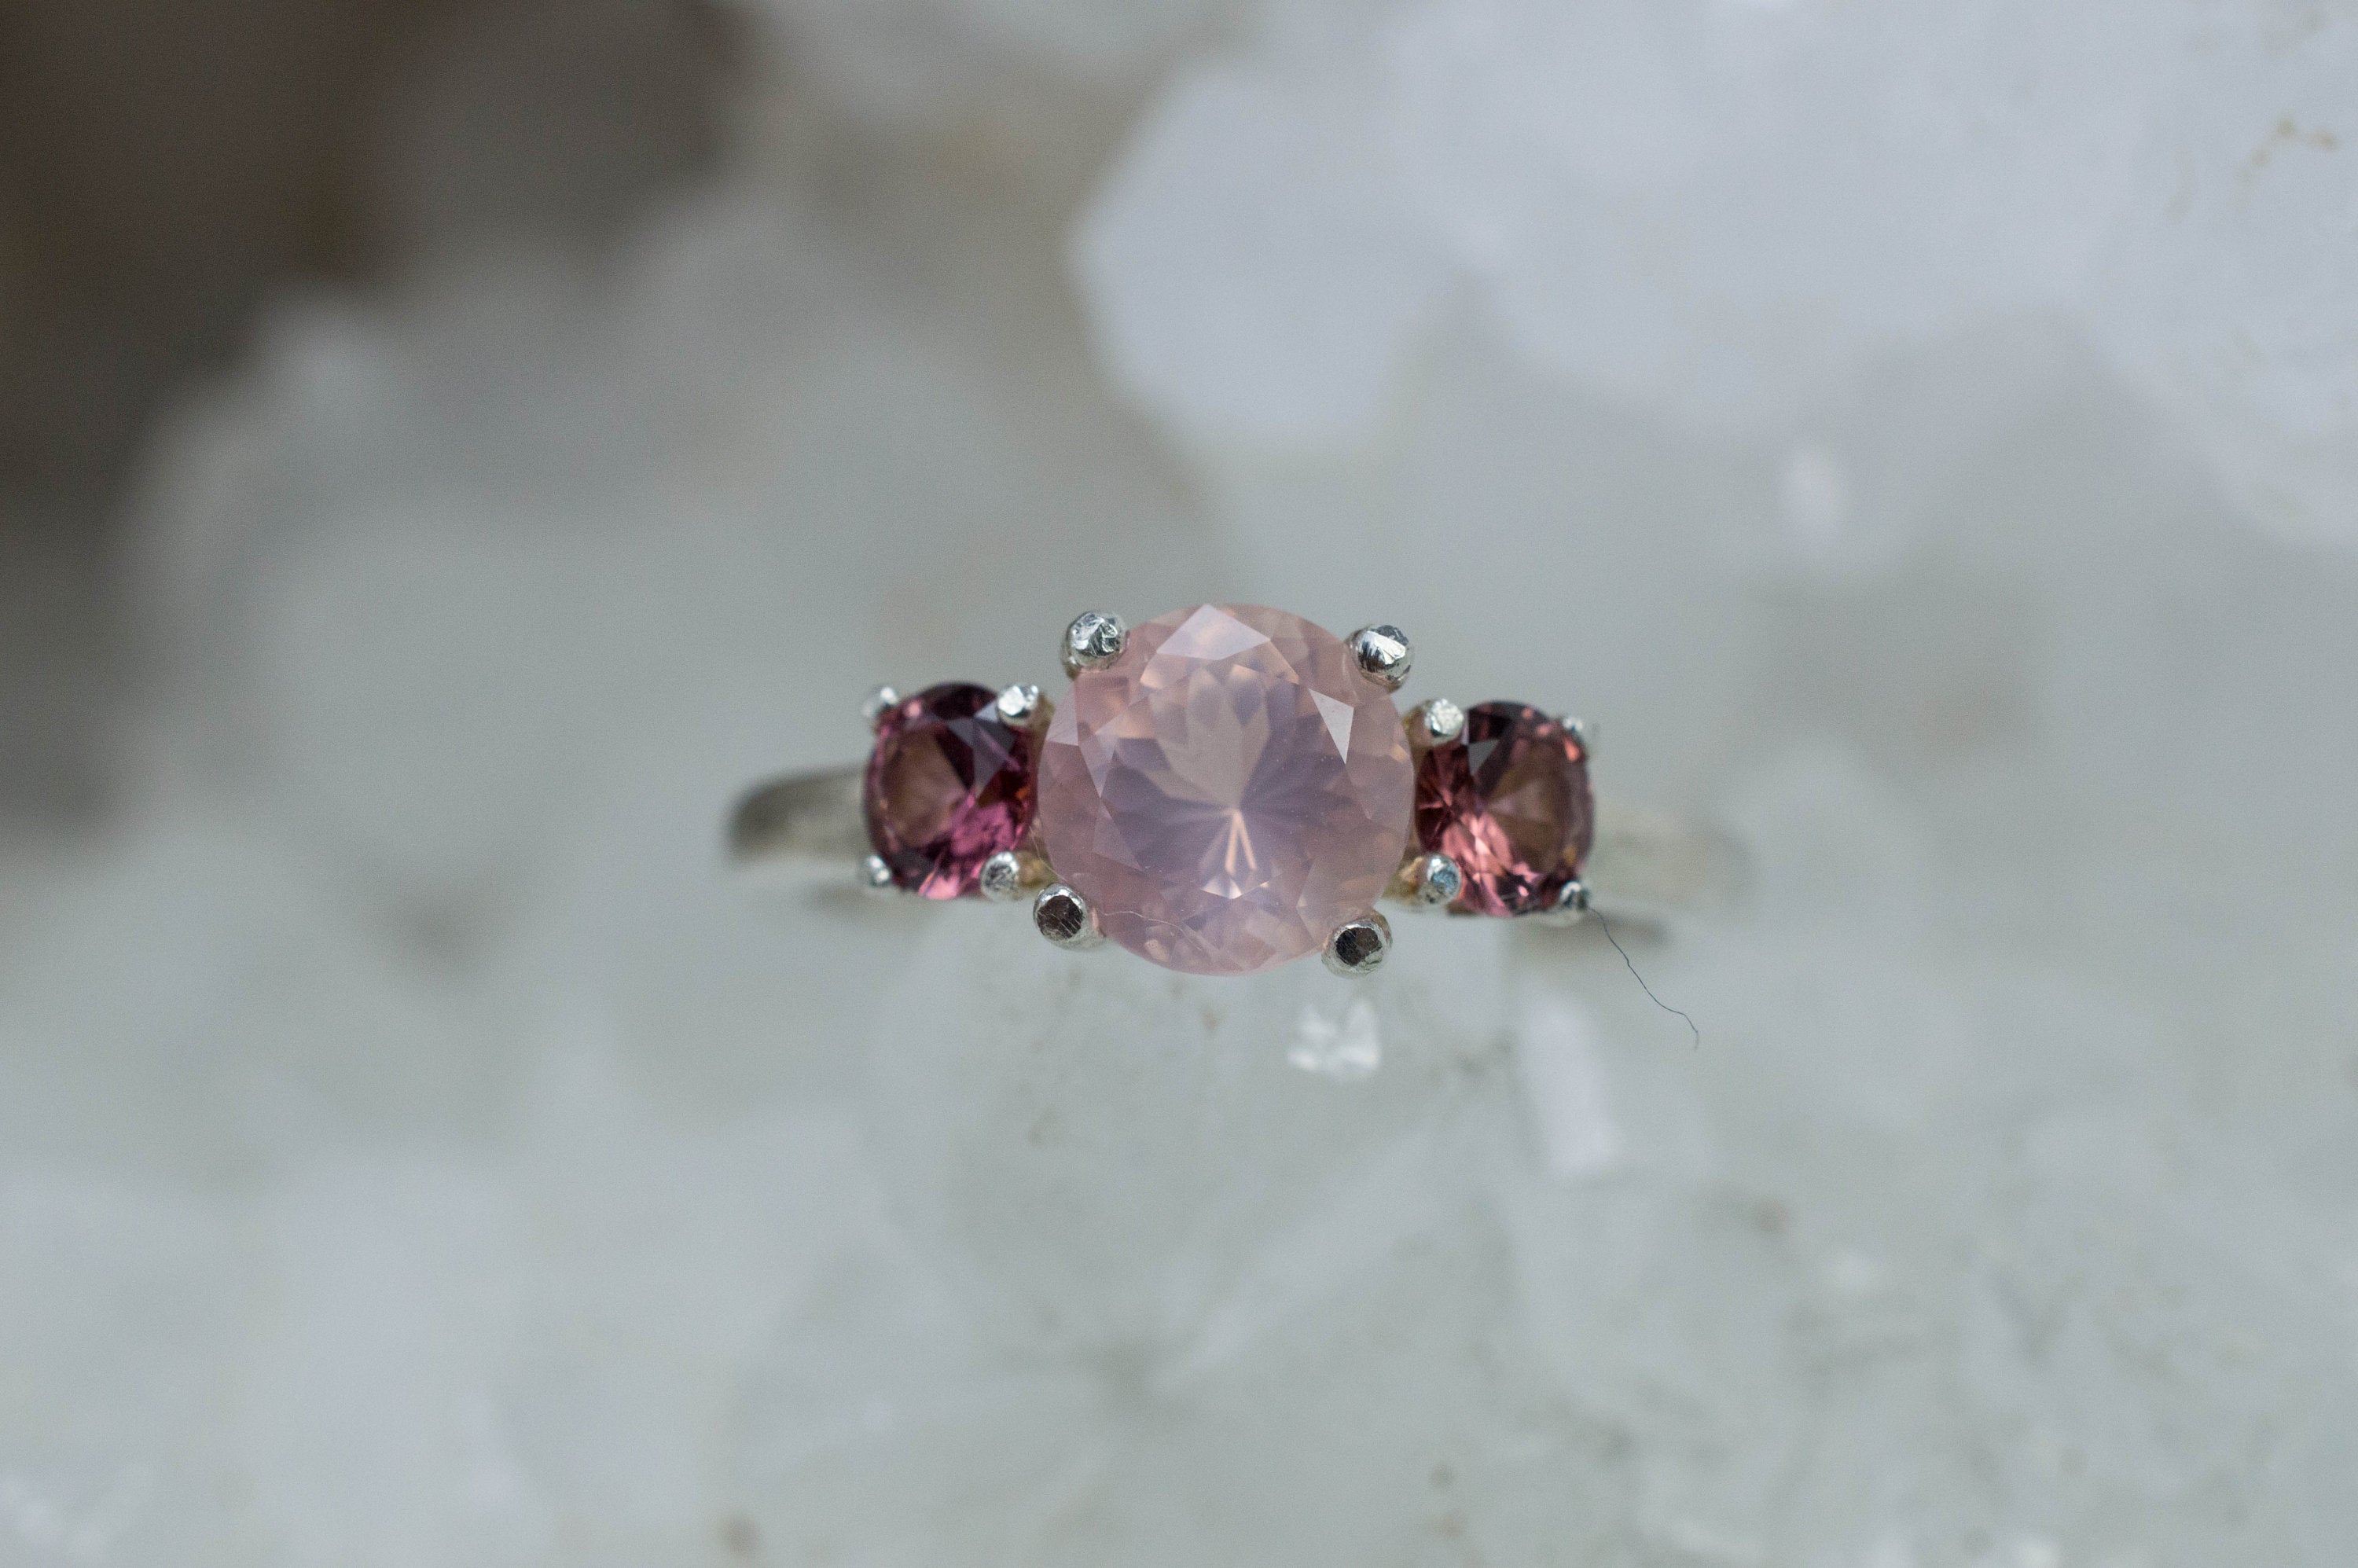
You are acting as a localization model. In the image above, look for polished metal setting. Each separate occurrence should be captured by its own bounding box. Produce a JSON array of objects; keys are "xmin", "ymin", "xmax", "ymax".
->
[
  {"xmin": 1410, "ymin": 696, "xmax": 1465, "ymax": 745},
  {"xmin": 1395, "ymin": 851, "xmax": 1464, "ymax": 911},
  {"xmin": 1559, "ymin": 714, "xmax": 1593, "ymax": 754},
  {"xmin": 861, "ymin": 685, "xmax": 901, "ymax": 729},
  {"xmin": 1061, "ymin": 611, "xmax": 1129, "ymax": 678},
  {"xmin": 1324, "ymin": 912, "xmax": 1394, "ymax": 977},
  {"xmin": 1034, "ymin": 883, "xmax": 1106, "ymax": 949},
  {"xmin": 859, "ymin": 853, "xmax": 897, "ymax": 892},
  {"xmin": 979, "ymin": 850, "xmax": 1024, "ymax": 903},
  {"xmin": 1348, "ymin": 625, "xmax": 1413, "ymax": 691},
  {"xmin": 996, "ymin": 682, "xmax": 1046, "ymax": 726},
  {"xmin": 979, "ymin": 849, "xmax": 1052, "ymax": 904},
  {"xmin": 1533, "ymin": 878, "xmax": 1592, "ymax": 927}
]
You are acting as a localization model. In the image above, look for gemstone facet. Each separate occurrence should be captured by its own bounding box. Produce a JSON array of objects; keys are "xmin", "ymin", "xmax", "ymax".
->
[
  {"xmin": 863, "ymin": 683, "xmax": 1038, "ymax": 898},
  {"xmin": 1037, "ymin": 604, "xmax": 1415, "ymax": 975},
  {"xmin": 1414, "ymin": 702, "xmax": 1594, "ymax": 916}
]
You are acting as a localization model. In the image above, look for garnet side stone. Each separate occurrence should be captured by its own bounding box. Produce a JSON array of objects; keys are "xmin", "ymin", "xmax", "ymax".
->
[
  {"xmin": 863, "ymin": 683, "xmax": 1037, "ymax": 898},
  {"xmin": 1037, "ymin": 604, "xmax": 1414, "ymax": 975},
  {"xmin": 1415, "ymin": 701, "xmax": 1594, "ymax": 916}
]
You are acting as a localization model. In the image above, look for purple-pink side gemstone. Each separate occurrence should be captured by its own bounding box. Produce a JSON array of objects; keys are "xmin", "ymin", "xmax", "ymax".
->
[
  {"xmin": 1416, "ymin": 702, "xmax": 1594, "ymax": 916},
  {"xmin": 863, "ymin": 683, "xmax": 1036, "ymax": 898}
]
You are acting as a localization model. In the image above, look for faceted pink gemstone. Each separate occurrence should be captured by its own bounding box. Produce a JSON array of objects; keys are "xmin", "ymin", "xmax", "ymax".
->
[
  {"xmin": 1038, "ymin": 604, "xmax": 1414, "ymax": 975},
  {"xmin": 1415, "ymin": 702, "xmax": 1593, "ymax": 916},
  {"xmin": 864, "ymin": 683, "xmax": 1036, "ymax": 898}
]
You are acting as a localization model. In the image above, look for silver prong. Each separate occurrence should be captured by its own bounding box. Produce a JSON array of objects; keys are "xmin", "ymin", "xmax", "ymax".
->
[
  {"xmin": 996, "ymin": 682, "xmax": 1045, "ymax": 726},
  {"xmin": 1062, "ymin": 612, "xmax": 1128, "ymax": 678},
  {"xmin": 862, "ymin": 685, "xmax": 902, "ymax": 729},
  {"xmin": 860, "ymin": 853, "xmax": 897, "ymax": 892},
  {"xmin": 1558, "ymin": 714, "xmax": 1592, "ymax": 754},
  {"xmin": 979, "ymin": 849, "xmax": 1051, "ymax": 903},
  {"xmin": 1409, "ymin": 697, "xmax": 1465, "ymax": 745},
  {"xmin": 1034, "ymin": 883, "xmax": 1106, "ymax": 949},
  {"xmin": 1324, "ymin": 912, "xmax": 1393, "ymax": 977},
  {"xmin": 1348, "ymin": 625, "xmax": 1412, "ymax": 691},
  {"xmin": 1535, "ymin": 878, "xmax": 1590, "ymax": 925},
  {"xmin": 1398, "ymin": 851, "xmax": 1463, "ymax": 910}
]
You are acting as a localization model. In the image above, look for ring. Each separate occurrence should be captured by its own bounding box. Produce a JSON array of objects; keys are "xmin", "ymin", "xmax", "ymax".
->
[{"xmin": 729, "ymin": 604, "xmax": 1732, "ymax": 978}]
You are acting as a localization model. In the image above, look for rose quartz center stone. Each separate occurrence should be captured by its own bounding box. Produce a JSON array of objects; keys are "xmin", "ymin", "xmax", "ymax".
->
[{"xmin": 1038, "ymin": 604, "xmax": 1414, "ymax": 975}]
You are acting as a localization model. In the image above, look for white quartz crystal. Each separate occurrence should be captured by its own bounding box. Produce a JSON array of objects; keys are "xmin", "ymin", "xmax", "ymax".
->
[
  {"xmin": 1079, "ymin": 0, "xmax": 2358, "ymax": 546},
  {"xmin": 1, "ymin": 1, "xmax": 2353, "ymax": 1562}
]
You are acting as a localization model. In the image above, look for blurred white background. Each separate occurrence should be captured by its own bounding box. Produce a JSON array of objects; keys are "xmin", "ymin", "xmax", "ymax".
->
[{"xmin": 1, "ymin": 1, "xmax": 2354, "ymax": 1563}]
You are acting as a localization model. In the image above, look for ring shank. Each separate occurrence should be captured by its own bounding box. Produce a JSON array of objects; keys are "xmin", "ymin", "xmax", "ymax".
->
[
  {"xmin": 728, "ymin": 766, "xmax": 1740, "ymax": 913},
  {"xmin": 729, "ymin": 766, "xmax": 869, "ymax": 868}
]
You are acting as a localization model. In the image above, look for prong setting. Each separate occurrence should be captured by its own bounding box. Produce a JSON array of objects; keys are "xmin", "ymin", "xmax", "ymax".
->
[
  {"xmin": 1034, "ymin": 883, "xmax": 1106, "ymax": 949},
  {"xmin": 979, "ymin": 849, "xmax": 1051, "ymax": 903},
  {"xmin": 1535, "ymin": 878, "xmax": 1591, "ymax": 925},
  {"xmin": 861, "ymin": 685, "xmax": 902, "ymax": 729},
  {"xmin": 1397, "ymin": 851, "xmax": 1464, "ymax": 910},
  {"xmin": 1410, "ymin": 697, "xmax": 1465, "ymax": 745},
  {"xmin": 996, "ymin": 682, "xmax": 1046, "ymax": 726},
  {"xmin": 1062, "ymin": 612, "xmax": 1129, "ymax": 678},
  {"xmin": 859, "ymin": 853, "xmax": 897, "ymax": 892},
  {"xmin": 1348, "ymin": 625, "xmax": 1413, "ymax": 691},
  {"xmin": 1324, "ymin": 912, "xmax": 1393, "ymax": 977}
]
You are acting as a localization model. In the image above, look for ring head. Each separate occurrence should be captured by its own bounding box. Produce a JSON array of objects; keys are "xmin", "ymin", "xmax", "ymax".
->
[{"xmin": 738, "ymin": 603, "xmax": 1644, "ymax": 976}]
